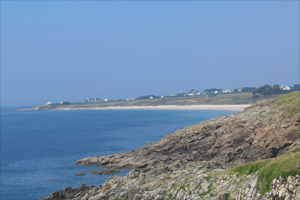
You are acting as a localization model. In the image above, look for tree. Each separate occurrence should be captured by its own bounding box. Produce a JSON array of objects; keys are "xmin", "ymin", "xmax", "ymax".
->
[{"xmin": 293, "ymin": 84, "xmax": 300, "ymax": 91}]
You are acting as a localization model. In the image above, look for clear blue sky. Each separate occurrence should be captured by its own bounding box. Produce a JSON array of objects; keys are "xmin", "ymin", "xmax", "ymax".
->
[{"xmin": 1, "ymin": 1, "xmax": 299, "ymax": 106}]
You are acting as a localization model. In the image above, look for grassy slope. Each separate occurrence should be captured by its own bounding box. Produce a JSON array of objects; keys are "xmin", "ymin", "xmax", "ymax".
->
[
  {"xmin": 273, "ymin": 91, "xmax": 300, "ymax": 115},
  {"xmin": 231, "ymin": 149, "xmax": 300, "ymax": 195}
]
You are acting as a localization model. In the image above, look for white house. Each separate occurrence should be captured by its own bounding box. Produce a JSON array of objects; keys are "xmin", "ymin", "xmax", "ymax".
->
[
  {"xmin": 222, "ymin": 89, "xmax": 231, "ymax": 93},
  {"xmin": 281, "ymin": 86, "xmax": 291, "ymax": 90},
  {"xmin": 59, "ymin": 101, "xmax": 64, "ymax": 104},
  {"xmin": 150, "ymin": 96, "xmax": 153, "ymax": 99},
  {"xmin": 214, "ymin": 90, "xmax": 219, "ymax": 94},
  {"xmin": 47, "ymin": 102, "xmax": 52, "ymax": 105},
  {"xmin": 196, "ymin": 92, "xmax": 201, "ymax": 95},
  {"xmin": 187, "ymin": 93, "xmax": 194, "ymax": 96},
  {"xmin": 161, "ymin": 96, "xmax": 164, "ymax": 98},
  {"xmin": 104, "ymin": 99, "xmax": 109, "ymax": 101}
]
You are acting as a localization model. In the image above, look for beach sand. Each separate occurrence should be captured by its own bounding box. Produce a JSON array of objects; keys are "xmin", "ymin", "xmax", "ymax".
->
[{"xmin": 56, "ymin": 104, "xmax": 251, "ymax": 112}]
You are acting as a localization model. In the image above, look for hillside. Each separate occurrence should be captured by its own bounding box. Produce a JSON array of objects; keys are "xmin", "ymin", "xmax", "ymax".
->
[{"xmin": 41, "ymin": 92, "xmax": 300, "ymax": 200}]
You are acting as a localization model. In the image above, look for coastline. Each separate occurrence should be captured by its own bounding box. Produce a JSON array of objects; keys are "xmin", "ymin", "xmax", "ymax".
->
[
  {"xmin": 45, "ymin": 104, "xmax": 251, "ymax": 112},
  {"xmin": 40, "ymin": 92, "xmax": 300, "ymax": 200}
]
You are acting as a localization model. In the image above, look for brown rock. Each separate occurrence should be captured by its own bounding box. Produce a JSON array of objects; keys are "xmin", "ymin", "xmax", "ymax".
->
[{"xmin": 75, "ymin": 96, "xmax": 300, "ymax": 169}]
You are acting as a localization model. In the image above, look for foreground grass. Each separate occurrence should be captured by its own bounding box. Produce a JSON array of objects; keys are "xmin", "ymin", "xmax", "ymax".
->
[{"xmin": 231, "ymin": 149, "xmax": 300, "ymax": 195}]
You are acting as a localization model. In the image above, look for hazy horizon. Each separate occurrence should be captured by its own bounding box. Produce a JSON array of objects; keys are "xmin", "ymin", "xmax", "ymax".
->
[{"xmin": 2, "ymin": 1, "xmax": 299, "ymax": 106}]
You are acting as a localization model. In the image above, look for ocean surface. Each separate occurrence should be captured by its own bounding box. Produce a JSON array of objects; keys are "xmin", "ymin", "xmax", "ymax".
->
[{"xmin": 1, "ymin": 107, "xmax": 235, "ymax": 200}]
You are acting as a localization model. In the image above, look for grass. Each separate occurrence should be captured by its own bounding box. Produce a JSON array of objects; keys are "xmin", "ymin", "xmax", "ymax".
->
[
  {"xmin": 194, "ymin": 184, "xmax": 202, "ymax": 190},
  {"xmin": 204, "ymin": 175, "xmax": 212, "ymax": 181},
  {"xmin": 198, "ymin": 183, "xmax": 213, "ymax": 198},
  {"xmin": 138, "ymin": 182, "xmax": 145, "ymax": 187},
  {"xmin": 272, "ymin": 91, "xmax": 300, "ymax": 115},
  {"xmin": 179, "ymin": 185, "xmax": 186, "ymax": 192},
  {"xmin": 231, "ymin": 149, "xmax": 300, "ymax": 195},
  {"xmin": 169, "ymin": 183, "xmax": 177, "ymax": 191}
]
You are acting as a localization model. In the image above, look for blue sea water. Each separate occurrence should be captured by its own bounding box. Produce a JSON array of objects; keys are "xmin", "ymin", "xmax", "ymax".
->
[{"xmin": 0, "ymin": 107, "xmax": 235, "ymax": 200}]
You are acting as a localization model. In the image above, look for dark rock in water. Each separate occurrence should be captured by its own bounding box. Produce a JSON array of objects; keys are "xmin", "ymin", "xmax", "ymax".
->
[
  {"xmin": 91, "ymin": 169, "xmax": 121, "ymax": 175},
  {"xmin": 39, "ymin": 184, "xmax": 94, "ymax": 200},
  {"xmin": 76, "ymin": 173, "xmax": 83, "ymax": 176}
]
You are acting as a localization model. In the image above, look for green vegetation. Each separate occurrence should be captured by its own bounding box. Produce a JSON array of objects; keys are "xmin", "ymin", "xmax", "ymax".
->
[
  {"xmin": 194, "ymin": 184, "xmax": 202, "ymax": 190},
  {"xmin": 138, "ymin": 182, "xmax": 145, "ymax": 187},
  {"xmin": 179, "ymin": 185, "xmax": 186, "ymax": 192},
  {"xmin": 166, "ymin": 193, "xmax": 174, "ymax": 200},
  {"xmin": 204, "ymin": 175, "xmax": 212, "ymax": 181},
  {"xmin": 231, "ymin": 149, "xmax": 300, "ymax": 195},
  {"xmin": 169, "ymin": 183, "xmax": 177, "ymax": 191},
  {"xmin": 198, "ymin": 183, "xmax": 213, "ymax": 198},
  {"xmin": 272, "ymin": 91, "xmax": 300, "ymax": 114}
]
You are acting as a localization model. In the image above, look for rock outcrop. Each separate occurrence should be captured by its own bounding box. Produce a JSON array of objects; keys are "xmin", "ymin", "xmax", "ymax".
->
[
  {"xmin": 41, "ymin": 92, "xmax": 300, "ymax": 200},
  {"xmin": 40, "ymin": 160, "xmax": 300, "ymax": 200},
  {"xmin": 76, "ymin": 97, "xmax": 300, "ymax": 169}
]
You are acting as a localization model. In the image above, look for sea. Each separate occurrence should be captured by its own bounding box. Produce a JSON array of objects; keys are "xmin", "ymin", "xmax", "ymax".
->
[{"xmin": 0, "ymin": 106, "xmax": 235, "ymax": 200}]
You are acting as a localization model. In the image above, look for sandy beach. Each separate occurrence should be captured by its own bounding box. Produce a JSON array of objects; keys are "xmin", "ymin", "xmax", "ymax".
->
[{"xmin": 55, "ymin": 104, "xmax": 251, "ymax": 112}]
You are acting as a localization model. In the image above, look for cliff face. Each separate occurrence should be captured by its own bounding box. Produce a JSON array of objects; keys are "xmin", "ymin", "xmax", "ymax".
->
[
  {"xmin": 41, "ymin": 92, "xmax": 300, "ymax": 200},
  {"xmin": 76, "ymin": 92, "xmax": 300, "ymax": 169}
]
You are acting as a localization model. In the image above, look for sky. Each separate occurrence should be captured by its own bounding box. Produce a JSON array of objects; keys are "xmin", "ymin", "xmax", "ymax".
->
[{"xmin": 1, "ymin": 1, "xmax": 299, "ymax": 106}]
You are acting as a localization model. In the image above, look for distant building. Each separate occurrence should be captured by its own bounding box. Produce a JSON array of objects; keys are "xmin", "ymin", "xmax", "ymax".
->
[
  {"xmin": 222, "ymin": 89, "xmax": 231, "ymax": 93},
  {"xmin": 236, "ymin": 88, "xmax": 243, "ymax": 92},
  {"xmin": 85, "ymin": 98, "xmax": 101, "ymax": 103},
  {"xmin": 196, "ymin": 92, "xmax": 201, "ymax": 95},
  {"xmin": 214, "ymin": 90, "xmax": 219, "ymax": 94},
  {"xmin": 281, "ymin": 86, "xmax": 291, "ymax": 90},
  {"xmin": 203, "ymin": 88, "xmax": 222, "ymax": 94},
  {"xmin": 170, "ymin": 94, "xmax": 176, "ymax": 97},
  {"xmin": 104, "ymin": 99, "xmax": 109, "ymax": 101},
  {"xmin": 59, "ymin": 101, "xmax": 71, "ymax": 105},
  {"xmin": 187, "ymin": 89, "xmax": 198, "ymax": 96},
  {"xmin": 150, "ymin": 96, "xmax": 153, "ymax": 99},
  {"xmin": 161, "ymin": 96, "xmax": 164, "ymax": 98},
  {"xmin": 46, "ymin": 102, "xmax": 52, "ymax": 105}
]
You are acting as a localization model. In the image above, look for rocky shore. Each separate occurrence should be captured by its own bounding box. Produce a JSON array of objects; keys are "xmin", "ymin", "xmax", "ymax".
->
[
  {"xmin": 76, "ymin": 98, "xmax": 300, "ymax": 170},
  {"xmin": 40, "ymin": 92, "xmax": 300, "ymax": 200},
  {"xmin": 41, "ymin": 159, "xmax": 300, "ymax": 200}
]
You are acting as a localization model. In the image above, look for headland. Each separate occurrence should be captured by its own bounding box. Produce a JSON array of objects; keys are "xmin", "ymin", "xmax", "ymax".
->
[{"xmin": 41, "ymin": 92, "xmax": 300, "ymax": 200}]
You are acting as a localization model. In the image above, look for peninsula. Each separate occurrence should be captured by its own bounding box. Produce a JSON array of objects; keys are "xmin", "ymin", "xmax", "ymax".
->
[{"xmin": 26, "ymin": 92, "xmax": 274, "ymax": 112}]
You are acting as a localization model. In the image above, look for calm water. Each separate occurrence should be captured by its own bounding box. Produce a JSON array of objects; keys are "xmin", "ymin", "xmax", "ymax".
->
[{"xmin": 1, "ymin": 108, "xmax": 235, "ymax": 200}]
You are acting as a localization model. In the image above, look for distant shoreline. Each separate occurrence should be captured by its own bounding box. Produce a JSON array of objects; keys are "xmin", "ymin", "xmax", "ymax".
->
[{"xmin": 28, "ymin": 104, "xmax": 251, "ymax": 112}]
